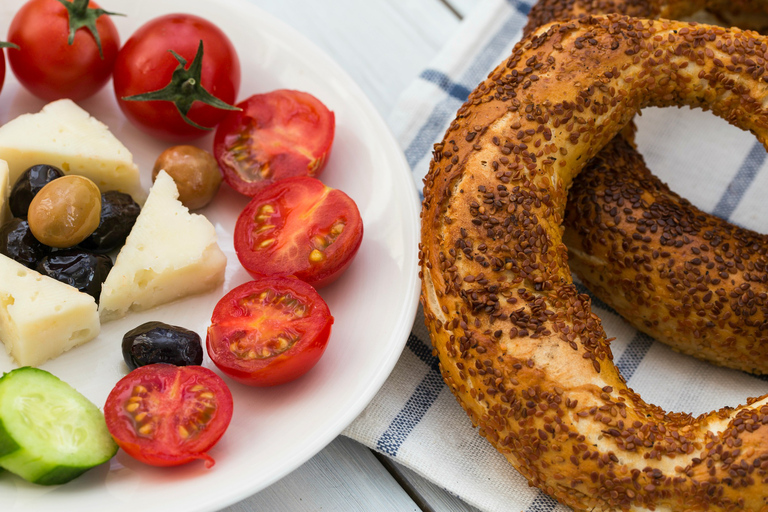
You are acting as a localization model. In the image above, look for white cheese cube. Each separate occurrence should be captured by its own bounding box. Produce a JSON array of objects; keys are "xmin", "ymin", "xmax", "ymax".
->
[
  {"xmin": 99, "ymin": 171, "xmax": 227, "ymax": 321},
  {"xmin": 0, "ymin": 160, "xmax": 8, "ymax": 226},
  {"xmin": 0, "ymin": 100, "xmax": 145, "ymax": 202},
  {"xmin": 0, "ymin": 254, "xmax": 100, "ymax": 366}
]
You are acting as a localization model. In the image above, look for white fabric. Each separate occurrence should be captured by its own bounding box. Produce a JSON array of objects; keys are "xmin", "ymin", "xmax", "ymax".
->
[{"xmin": 343, "ymin": 1, "xmax": 768, "ymax": 510}]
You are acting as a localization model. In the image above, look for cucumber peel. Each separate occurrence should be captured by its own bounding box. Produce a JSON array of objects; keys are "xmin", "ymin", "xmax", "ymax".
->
[{"xmin": 0, "ymin": 367, "xmax": 117, "ymax": 485}]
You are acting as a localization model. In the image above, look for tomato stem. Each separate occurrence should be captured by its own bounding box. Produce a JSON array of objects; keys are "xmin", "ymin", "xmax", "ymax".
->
[
  {"xmin": 0, "ymin": 42, "xmax": 19, "ymax": 50},
  {"xmin": 121, "ymin": 40, "xmax": 241, "ymax": 131},
  {"xmin": 57, "ymin": 0, "xmax": 124, "ymax": 59}
]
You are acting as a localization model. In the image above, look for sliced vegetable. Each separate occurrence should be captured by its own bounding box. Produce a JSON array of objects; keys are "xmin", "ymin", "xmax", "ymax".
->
[
  {"xmin": 214, "ymin": 90, "xmax": 335, "ymax": 197},
  {"xmin": 0, "ymin": 367, "xmax": 118, "ymax": 485},
  {"xmin": 207, "ymin": 277, "xmax": 334, "ymax": 386},
  {"xmin": 7, "ymin": 0, "xmax": 121, "ymax": 101},
  {"xmin": 113, "ymin": 14, "xmax": 241, "ymax": 141},
  {"xmin": 234, "ymin": 176, "xmax": 363, "ymax": 288},
  {"xmin": 104, "ymin": 364, "xmax": 232, "ymax": 467}
]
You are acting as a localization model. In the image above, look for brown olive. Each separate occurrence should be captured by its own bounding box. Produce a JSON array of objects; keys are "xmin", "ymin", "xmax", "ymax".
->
[
  {"xmin": 28, "ymin": 175, "xmax": 102, "ymax": 248},
  {"xmin": 153, "ymin": 145, "xmax": 222, "ymax": 210}
]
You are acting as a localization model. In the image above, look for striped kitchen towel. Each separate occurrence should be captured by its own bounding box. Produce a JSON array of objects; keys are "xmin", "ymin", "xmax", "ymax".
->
[{"xmin": 342, "ymin": 0, "xmax": 768, "ymax": 511}]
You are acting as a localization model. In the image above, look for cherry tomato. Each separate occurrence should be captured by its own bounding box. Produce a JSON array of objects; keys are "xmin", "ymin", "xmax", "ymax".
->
[
  {"xmin": 207, "ymin": 277, "xmax": 334, "ymax": 387},
  {"xmin": 214, "ymin": 90, "xmax": 335, "ymax": 196},
  {"xmin": 0, "ymin": 43, "xmax": 14, "ymax": 96},
  {"xmin": 234, "ymin": 177, "xmax": 363, "ymax": 288},
  {"xmin": 104, "ymin": 364, "xmax": 233, "ymax": 468},
  {"xmin": 113, "ymin": 14, "xmax": 241, "ymax": 141},
  {"xmin": 7, "ymin": 0, "xmax": 120, "ymax": 101}
]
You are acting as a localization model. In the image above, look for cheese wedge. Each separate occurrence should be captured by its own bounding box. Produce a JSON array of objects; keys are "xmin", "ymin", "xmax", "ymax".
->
[
  {"xmin": 0, "ymin": 160, "xmax": 9, "ymax": 227},
  {"xmin": 0, "ymin": 254, "xmax": 100, "ymax": 366},
  {"xmin": 99, "ymin": 171, "xmax": 227, "ymax": 321},
  {"xmin": 0, "ymin": 100, "xmax": 145, "ymax": 202}
]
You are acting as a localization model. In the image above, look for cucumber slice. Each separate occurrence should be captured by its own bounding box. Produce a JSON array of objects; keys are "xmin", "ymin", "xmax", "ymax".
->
[{"xmin": 0, "ymin": 367, "xmax": 118, "ymax": 485}]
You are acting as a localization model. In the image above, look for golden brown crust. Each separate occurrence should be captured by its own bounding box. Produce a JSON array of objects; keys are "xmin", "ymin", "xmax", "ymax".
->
[
  {"xmin": 564, "ymin": 136, "xmax": 768, "ymax": 374},
  {"xmin": 706, "ymin": 0, "xmax": 768, "ymax": 33},
  {"xmin": 421, "ymin": 16, "xmax": 768, "ymax": 511}
]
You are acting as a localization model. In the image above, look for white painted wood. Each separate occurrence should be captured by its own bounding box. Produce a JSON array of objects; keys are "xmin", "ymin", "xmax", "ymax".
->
[
  {"xmin": 378, "ymin": 456, "xmax": 485, "ymax": 512},
  {"xmin": 247, "ymin": 0, "xmax": 460, "ymax": 115},
  {"xmin": 444, "ymin": 0, "xmax": 482, "ymax": 18},
  {"xmin": 222, "ymin": 437, "xmax": 420, "ymax": 512},
  {"xmin": 223, "ymin": 0, "xmax": 477, "ymax": 511}
]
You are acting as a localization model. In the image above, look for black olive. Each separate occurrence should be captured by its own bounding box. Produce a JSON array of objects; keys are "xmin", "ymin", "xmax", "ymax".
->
[
  {"xmin": 122, "ymin": 322, "xmax": 204, "ymax": 370},
  {"xmin": 36, "ymin": 250, "xmax": 113, "ymax": 302},
  {"xmin": 9, "ymin": 165, "xmax": 65, "ymax": 219},
  {"xmin": 79, "ymin": 191, "xmax": 141, "ymax": 253},
  {"xmin": 0, "ymin": 218, "xmax": 51, "ymax": 268}
]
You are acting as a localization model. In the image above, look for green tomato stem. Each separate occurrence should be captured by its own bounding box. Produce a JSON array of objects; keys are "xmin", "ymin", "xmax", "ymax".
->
[{"xmin": 121, "ymin": 40, "xmax": 240, "ymax": 131}]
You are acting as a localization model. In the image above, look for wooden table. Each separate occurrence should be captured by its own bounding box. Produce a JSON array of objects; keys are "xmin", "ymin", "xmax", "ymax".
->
[{"xmin": 222, "ymin": 0, "xmax": 482, "ymax": 510}]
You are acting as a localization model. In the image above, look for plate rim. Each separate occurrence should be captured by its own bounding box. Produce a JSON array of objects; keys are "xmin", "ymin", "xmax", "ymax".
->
[{"xmin": 0, "ymin": 0, "xmax": 422, "ymax": 509}]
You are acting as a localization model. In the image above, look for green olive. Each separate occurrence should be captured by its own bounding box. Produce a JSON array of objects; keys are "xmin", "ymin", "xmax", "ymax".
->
[
  {"xmin": 153, "ymin": 145, "xmax": 222, "ymax": 210},
  {"xmin": 28, "ymin": 176, "xmax": 102, "ymax": 248}
]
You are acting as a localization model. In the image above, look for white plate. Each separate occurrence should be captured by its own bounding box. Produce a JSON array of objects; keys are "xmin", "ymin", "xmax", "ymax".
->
[{"xmin": 0, "ymin": 0, "xmax": 420, "ymax": 510}]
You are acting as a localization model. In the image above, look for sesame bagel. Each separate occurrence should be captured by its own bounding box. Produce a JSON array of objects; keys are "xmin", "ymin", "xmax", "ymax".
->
[
  {"xmin": 564, "ymin": 136, "xmax": 768, "ymax": 375},
  {"xmin": 420, "ymin": 16, "xmax": 768, "ymax": 511},
  {"xmin": 531, "ymin": 0, "xmax": 768, "ymax": 375}
]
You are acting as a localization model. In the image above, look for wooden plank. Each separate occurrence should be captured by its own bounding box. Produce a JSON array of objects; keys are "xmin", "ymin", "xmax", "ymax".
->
[
  {"xmin": 249, "ymin": 0, "xmax": 460, "ymax": 115},
  {"xmin": 222, "ymin": 437, "xmax": 420, "ymax": 512},
  {"xmin": 224, "ymin": 1, "xmax": 475, "ymax": 511},
  {"xmin": 442, "ymin": 0, "xmax": 482, "ymax": 18},
  {"xmin": 375, "ymin": 454, "xmax": 484, "ymax": 512}
]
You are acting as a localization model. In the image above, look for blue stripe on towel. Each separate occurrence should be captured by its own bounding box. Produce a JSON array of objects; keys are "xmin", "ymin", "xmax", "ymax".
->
[
  {"xmin": 526, "ymin": 492, "xmax": 558, "ymax": 512},
  {"xmin": 616, "ymin": 333, "xmax": 655, "ymax": 381},
  {"xmin": 419, "ymin": 70, "xmax": 472, "ymax": 102},
  {"xmin": 405, "ymin": 8, "xmax": 527, "ymax": 173},
  {"xmin": 712, "ymin": 141, "xmax": 767, "ymax": 219},
  {"xmin": 508, "ymin": 0, "xmax": 532, "ymax": 15},
  {"xmin": 376, "ymin": 334, "xmax": 441, "ymax": 457}
]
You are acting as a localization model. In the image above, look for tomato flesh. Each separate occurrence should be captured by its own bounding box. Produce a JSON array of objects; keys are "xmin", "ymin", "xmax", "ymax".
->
[
  {"xmin": 234, "ymin": 176, "xmax": 363, "ymax": 288},
  {"xmin": 207, "ymin": 277, "xmax": 333, "ymax": 387},
  {"xmin": 113, "ymin": 14, "xmax": 241, "ymax": 141},
  {"xmin": 104, "ymin": 364, "xmax": 233, "ymax": 468},
  {"xmin": 7, "ymin": 0, "xmax": 119, "ymax": 101},
  {"xmin": 214, "ymin": 90, "xmax": 335, "ymax": 196}
]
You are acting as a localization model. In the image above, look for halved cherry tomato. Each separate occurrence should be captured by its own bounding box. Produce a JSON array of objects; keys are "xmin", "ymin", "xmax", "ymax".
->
[
  {"xmin": 104, "ymin": 364, "xmax": 233, "ymax": 468},
  {"xmin": 213, "ymin": 90, "xmax": 335, "ymax": 197},
  {"xmin": 207, "ymin": 277, "xmax": 334, "ymax": 387},
  {"xmin": 7, "ymin": 0, "xmax": 120, "ymax": 101},
  {"xmin": 234, "ymin": 176, "xmax": 363, "ymax": 288}
]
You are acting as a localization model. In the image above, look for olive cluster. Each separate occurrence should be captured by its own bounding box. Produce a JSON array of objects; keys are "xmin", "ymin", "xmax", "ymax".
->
[{"xmin": 0, "ymin": 165, "xmax": 140, "ymax": 301}]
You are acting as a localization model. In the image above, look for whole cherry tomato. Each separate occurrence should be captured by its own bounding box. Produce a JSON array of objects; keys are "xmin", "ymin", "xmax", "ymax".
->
[
  {"xmin": 207, "ymin": 277, "xmax": 334, "ymax": 387},
  {"xmin": 214, "ymin": 90, "xmax": 335, "ymax": 197},
  {"xmin": 0, "ymin": 42, "xmax": 19, "ymax": 96},
  {"xmin": 104, "ymin": 364, "xmax": 233, "ymax": 468},
  {"xmin": 234, "ymin": 177, "xmax": 364, "ymax": 288},
  {"xmin": 7, "ymin": 0, "xmax": 120, "ymax": 101},
  {"xmin": 113, "ymin": 14, "xmax": 241, "ymax": 141}
]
